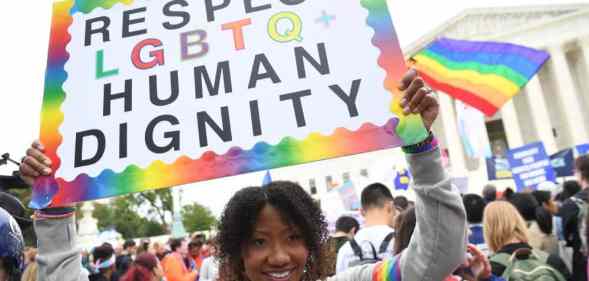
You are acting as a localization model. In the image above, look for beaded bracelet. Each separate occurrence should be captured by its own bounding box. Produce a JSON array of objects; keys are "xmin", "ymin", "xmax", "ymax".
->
[{"xmin": 401, "ymin": 132, "xmax": 439, "ymax": 154}]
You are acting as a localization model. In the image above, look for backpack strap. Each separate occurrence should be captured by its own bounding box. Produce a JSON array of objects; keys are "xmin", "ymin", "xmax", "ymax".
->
[
  {"xmin": 368, "ymin": 242, "xmax": 379, "ymax": 260},
  {"xmin": 349, "ymin": 239, "xmax": 379, "ymax": 261},
  {"xmin": 349, "ymin": 239, "xmax": 364, "ymax": 260},
  {"xmin": 379, "ymin": 232, "xmax": 396, "ymax": 254},
  {"xmin": 489, "ymin": 252, "xmax": 511, "ymax": 269}
]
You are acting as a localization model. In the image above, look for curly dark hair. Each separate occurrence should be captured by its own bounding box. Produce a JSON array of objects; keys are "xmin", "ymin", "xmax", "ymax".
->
[{"xmin": 217, "ymin": 181, "xmax": 329, "ymax": 281}]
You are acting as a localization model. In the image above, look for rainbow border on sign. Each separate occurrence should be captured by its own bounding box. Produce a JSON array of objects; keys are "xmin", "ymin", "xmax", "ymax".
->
[{"xmin": 33, "ymin": 0, "xmax": 427, "ymax": 207}]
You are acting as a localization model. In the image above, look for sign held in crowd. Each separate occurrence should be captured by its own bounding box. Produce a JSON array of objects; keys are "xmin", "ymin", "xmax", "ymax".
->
[
  {"xmin": 506, "ymin": 142, "xmax": 556, "ymax": 191},
  {"xmin": 34, "ymin": 0, "xmax": 427, "ymax": 206}
]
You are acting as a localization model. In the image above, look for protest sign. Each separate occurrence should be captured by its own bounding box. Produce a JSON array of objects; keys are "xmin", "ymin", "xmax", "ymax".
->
[
  {"xmin": 34, "ymin": 0, "xmax": 427, "ymax": 207},
  {"xmin": 577, "ymin": 144, "xmax": 589, "ymax": 156},
  {"xmin": 393, "ymin": 167, "xmax": 411, "ymax": 190},
  {"xmin": 506, "ymin": 142, "xmax": 556, "ymax": 191},
  {"xmin": 550, "ymin": 148, "xmax": 574, "ymax": 178},
  {"xmin": 486, "ymin": 156, "xmax": 512, "ymax": 181},
  {"xmin": 337, "ymin": 180, "xmax": 361, "ymax": 211}
]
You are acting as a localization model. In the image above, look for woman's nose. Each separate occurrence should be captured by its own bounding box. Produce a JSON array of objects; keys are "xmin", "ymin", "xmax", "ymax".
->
[{"xmin": 267, "ymin": 244, "xmax": 291, "ymax": 266}]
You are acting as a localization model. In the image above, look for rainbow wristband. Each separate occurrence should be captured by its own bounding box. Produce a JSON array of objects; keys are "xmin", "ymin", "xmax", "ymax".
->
[
  {"xmin": 401, "ymin": 132, "xmax": 438, "ymax": 154},
  {"xmin": 35, "ymin": 207, "xmax": 76, "ymax": 220}
]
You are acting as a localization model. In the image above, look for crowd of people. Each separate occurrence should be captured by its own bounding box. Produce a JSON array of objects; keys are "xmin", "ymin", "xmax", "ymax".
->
[
  {"xmin": 327, "ymin": 155, "xmax": 589, "ymax": 281},
  {"xmin": 0, "ymin": 70, "xmax": 588, "ymax": 281}
]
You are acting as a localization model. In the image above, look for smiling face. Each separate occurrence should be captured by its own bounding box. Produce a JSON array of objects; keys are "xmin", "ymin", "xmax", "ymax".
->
[{"xmin": 242, "ymin": 205, "xmax": 309, "ymax": 281}]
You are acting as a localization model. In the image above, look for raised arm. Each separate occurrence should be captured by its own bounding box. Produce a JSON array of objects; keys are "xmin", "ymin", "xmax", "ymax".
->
[
  {"xmin": 329, "ymin": 70, "xmax": 466, "ymax": 281},
  {"xmin": 20, "ymin": 141, "xmax": 89, "ymax": 281},
  {"xmin": 396, "ymin": 71, "xmax": 467, "ymax": 281},
  {"xmin": 399, "ymin": 144, "xmax": 466, "ymax": 280}
]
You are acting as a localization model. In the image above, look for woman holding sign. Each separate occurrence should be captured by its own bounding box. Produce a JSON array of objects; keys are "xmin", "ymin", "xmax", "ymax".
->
[{"xmin": 20, "ymin": 70, "xmax": 467, "ymax": 281}]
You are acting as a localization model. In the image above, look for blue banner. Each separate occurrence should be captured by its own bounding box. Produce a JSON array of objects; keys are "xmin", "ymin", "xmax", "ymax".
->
[
  {"xmin": 578, "ymin": 144, "xmax": 589, "ymax": 156},
  {"xmin": 550, "ymin": 149, "xmax": 575, "ymax": 177},
  {"xmin": 507, "ymin": 142, "xmax": 556, "ymax": 191},
  {"xmin": 486, "ymin": 157, "xmax": 513, "ymax": 181}
]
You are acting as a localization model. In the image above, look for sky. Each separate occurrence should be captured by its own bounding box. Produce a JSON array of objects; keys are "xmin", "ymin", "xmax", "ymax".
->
[{"xmin": 0, "ymin": 0, "xmax": 587, "ymax": 216}]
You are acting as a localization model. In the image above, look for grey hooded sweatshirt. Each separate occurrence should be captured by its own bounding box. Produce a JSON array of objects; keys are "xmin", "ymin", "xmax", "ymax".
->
[{"xmin": 35, "ymin": 148, "xmax": 466, "ymax": 281}]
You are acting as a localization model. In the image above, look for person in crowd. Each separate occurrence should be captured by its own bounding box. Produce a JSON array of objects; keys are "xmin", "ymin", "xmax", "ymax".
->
[
  {"xmin": 187, "ymin": 239, "xmax": 203, "ymax": 271},
  {"xmin": 331, "ymin": 216, "xmax": 360, "ymax": 253},
  {"xmin": 90, "ymin": 243, "xmax": 119, "ymax": 281},
  {"xmin": 214, "ymin": 69, "xmax": 467, "ymax": 281},
  {"xmin": 393, "ymin": 207, "xmax": 496, "ymax": 281},
  {"xmin": 335, "ymin": 183, "xmax": 396, "ymax": 272},
  {"xmin": 502, "ymin": 188, "xmax": 514, "ymax": 200},
  {"xmin": 531, "ymin": 189, "xmax": 561, "ymax": 252},
  {"xmin": 559, "ymin": 155, "xmax": 589, "ymax": 281},
  {"xmin": 151, "ymin": 242, "xmax": 168, "ymax": 261},
  {"xmin": 555, "ymin": 181, "xmax": 582, "ymax": 204},
  {"xmin": 20, "ymin": 261, "xmax": 37, "ymax": 281},
  {"xmin": 586, "ymin": 204, "xmax": 589, "ymax": 280},
  {"xmin": 463, "ymin": 194, "xmax": 489, "ymax": 255},
  {"xmin": 161, "ymin": 238, "xmax": 198, "ymax": 281},
  {"xmin": 120, "ymin": 253, "xmax": 163, "ymax": 281},
  {"xmin": 22, "ymin": 249, "xmax": 36, "ymax": 272},
  {"xmin": 393, "ymin": 196, "xmax": 409, "ymax": 213},
  {"xmin": 507, "ymin": 192, "xmax": 539, "ymax": 224},
  {"xmin": 199, "ymin": 240, "xmax": 219, "ymax": 281},
  {"xmin": 0, "ymin": 207, "xmax": 24, "ymax": 281},
  {"xmin": 325, "ymin": 216, "xmax": 360, "ymax": 276},
  {"xmin": 392, "ymin": 207, "xmax": 416, "ymax": 255},
  {"xmin": 483, "ymin": 201, "xmax": 570, "ymax": 279},
  {"xmin": 20, "ymin": 248, "xmax": 37, "ymax": 281},
  {"xmin": 115, "ymin": 240, "xmax": 136, "ymax": 276},
  {"xmin": 532, "ymin": 189, "xmax": 559, "ymax": 216},
  {"xmin": 136, "ymin": 239, "xmax": 150, "ymax": 256},
  {"xmin": 528, "ymin": 206, "xmax": 559, "ymax": 256},
  {"xmin": 192, "ymin": 234, "xmax": 206, "ymax": 244},
  {"xmin": 482, "ymin": 185, "xmax": 497, "ymax": 203},
  {"xmin": 200, "ymin": 239, "xmax": 213, "ymax": 259}
]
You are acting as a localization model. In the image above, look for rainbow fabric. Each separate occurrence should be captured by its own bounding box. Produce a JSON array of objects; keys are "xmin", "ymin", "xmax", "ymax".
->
[
  {"xmin": 412, "ymin": 38, "xmax": 550, "ymax": 116},
  {"xmin": 32, "ymin": 0, "xmax": 427, "ymax": 207},
  {"xmin": 372, "ymin": 256, "xmax": 402, "ymax": 281}
]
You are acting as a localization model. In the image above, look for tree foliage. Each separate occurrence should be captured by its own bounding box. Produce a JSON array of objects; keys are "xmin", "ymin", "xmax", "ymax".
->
[
  {"xmin": 93, "ymin": 194, "xmax": 167, "ymax": 239},
  {"xmin": 181, "ymin": 202, "xmax": 217, "ymax": 233},
  {"xmin": 127, "ymin": 189, "xmax": 173, "ymax": 229}
]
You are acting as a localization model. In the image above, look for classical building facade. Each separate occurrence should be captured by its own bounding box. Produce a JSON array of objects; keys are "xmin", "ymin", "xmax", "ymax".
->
[{"xmin": 405, "ymin": 3, "xmax": 589, "ymax": 192}]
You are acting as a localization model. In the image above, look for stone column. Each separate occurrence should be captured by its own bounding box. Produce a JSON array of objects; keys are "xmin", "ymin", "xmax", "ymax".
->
[
  {"xmin": 500, "ymin": 100, "xmax": 524, "ymax": 148},
  {"xmin": 581, "ymin": 37, "xmax": 589, "ymax": 84},
  {"xmin": 438, "ymin": 92, "xmax": 467, "ymax": 176},
  {"xmin": 548, "ymin": 45, "xmax": 589, "ymax": 145},
  {"xmin": 579, "ymin": 37, "xmax": 589, "ymax": 112},
  {"xmin": 525, "ymin": 76, "xmax": 558, "ymax": 154}
]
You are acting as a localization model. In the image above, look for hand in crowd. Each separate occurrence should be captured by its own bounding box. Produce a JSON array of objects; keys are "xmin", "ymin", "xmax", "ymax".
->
[
  {"xmin": 20, "ymin": 141, "xmax": 52, "ymax": 186},
  {"xmin": 399, "ymin": 68, "xmax": 439, "ymax": 131},
  {"xmin": 461, "ymin": 244, "xmax": 492, "ymax": 281}
]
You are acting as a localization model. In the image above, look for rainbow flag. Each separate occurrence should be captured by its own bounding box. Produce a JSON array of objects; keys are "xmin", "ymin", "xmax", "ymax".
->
[{"xmin": 412, "ymin": 38, "xmax": 550, "ymax": 116}]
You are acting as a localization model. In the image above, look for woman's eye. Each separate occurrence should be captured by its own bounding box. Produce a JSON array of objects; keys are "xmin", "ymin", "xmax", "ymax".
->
[{"xmin": 253, "ymin": 238, "xmax": 265, "ymax": 247}]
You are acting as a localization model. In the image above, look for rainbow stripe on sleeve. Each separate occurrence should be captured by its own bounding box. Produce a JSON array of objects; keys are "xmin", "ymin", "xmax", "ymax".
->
[
  {"xmin": 372, "ymin": 257, "xmax": 402, "ymax": 281},
  {"xmin": 412, "ymin": 37, "xmax": 549, "ymax": 116},
  {"xmin": 32, "ymin": 0, "xmax": 427, "ymax": 207}
]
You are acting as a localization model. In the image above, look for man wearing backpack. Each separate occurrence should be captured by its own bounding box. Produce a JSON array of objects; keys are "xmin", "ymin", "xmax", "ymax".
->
[
  {"xmin": 335, "ymin": 183, "xmax": 395, "ymax": 273},
  {"xmin": 559, "ymin": 155, "xmax": 589, "ymax": 281}
]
